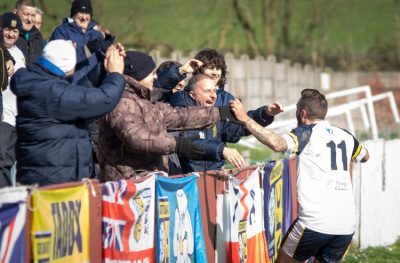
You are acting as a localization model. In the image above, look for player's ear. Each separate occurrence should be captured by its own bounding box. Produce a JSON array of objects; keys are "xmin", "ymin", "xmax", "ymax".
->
[{"xmin": 300, "ymin": 109, "xmax": 308, "ymax": 121}]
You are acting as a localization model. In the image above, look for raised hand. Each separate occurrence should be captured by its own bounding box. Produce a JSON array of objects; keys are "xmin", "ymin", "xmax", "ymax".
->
[
  {"xmin": 6, "ymin": 60, "xmax": 14, "ymax": 76},
  {"xmin": 104, "ymin": 45, "xmax": 124, "ymax": 74},
  {"xmin": 179, "ymin": 59, "xmax": 204, "ymax": 75},
  {"xmin": 265, "ymin": 102, "xmax": 284, "ymax": 116},
  {"xmin": 229, "ymin": 99, "xmax": 250, "ymax": 123},
  {"xmin": 93, "ymin": 24, "xmax": 111, "ymax": 38},
  {"xmin": 114, "ymin": 42, "xmax": 126, "ymax": 57}
]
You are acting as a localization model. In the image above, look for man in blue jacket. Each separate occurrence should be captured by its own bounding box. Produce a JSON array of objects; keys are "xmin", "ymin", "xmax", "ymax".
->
[
  {"xmin": 169, "ymin": 48, "xmax": 234, "ymax": 108},
  {"xmin": 171, "ymin": 74, "xmax": 283, "ymax": 174},
  {"xmin": 10, "ymin": 39, "xmax": 126, "ymax": 186},
  {"xmin": 50, "ymin": 0, "xmax": 113, "ymax": 86}
]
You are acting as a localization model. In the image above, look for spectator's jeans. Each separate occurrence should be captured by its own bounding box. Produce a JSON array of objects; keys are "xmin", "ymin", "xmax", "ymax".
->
[{"xmin": 0, "ymin": 122, "xmax": 16, "ymax": 188}]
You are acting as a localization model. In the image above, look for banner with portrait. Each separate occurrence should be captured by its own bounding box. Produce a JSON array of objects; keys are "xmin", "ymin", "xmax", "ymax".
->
[
  {"xmin": 263, "ymin": 159, "xmax": 293, "ymax": 262},
  {"xmin": 156, "ymin": 174, "xmax": 207, "ymax": 263}
]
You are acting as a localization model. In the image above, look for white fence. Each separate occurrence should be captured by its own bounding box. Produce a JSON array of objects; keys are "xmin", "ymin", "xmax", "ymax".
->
[
  {"xmin": 267, "ymin": 86, "xmax": 399, "ymax": 139},
  {"xmin": 149, "ymin": 51, "xmax": 322, "ymax": 108},
  {"xmin": 352, "ymin": 139, "xmax": 400, "ymax": 249},
  {"xmin": 240, "ymin": 86, "xmax": 399, "ymax": 149}
]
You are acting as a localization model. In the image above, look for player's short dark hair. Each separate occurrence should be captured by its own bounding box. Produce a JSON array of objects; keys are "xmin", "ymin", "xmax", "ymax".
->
[
  {"xmin": 297, "ymin": 89, "xmax": 328, "ymax": 120},
  {"xmin": 193, "ymin": 48, "xmax": 228, "ymax": 87},
  {"xmin": 15, "ymin": 0, "xmax": 36, "ymax": 10}
]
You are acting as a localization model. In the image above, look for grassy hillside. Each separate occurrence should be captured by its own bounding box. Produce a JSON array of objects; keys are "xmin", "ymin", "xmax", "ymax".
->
[{"xmin": 0, "ymin": 0, "xmax": 397, "ymax": 61}]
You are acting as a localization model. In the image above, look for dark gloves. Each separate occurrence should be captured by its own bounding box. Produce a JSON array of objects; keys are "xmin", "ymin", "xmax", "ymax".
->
[
  {"xmin": 219, "ymin": 106, "xmax": 242, "ymax": 124},
  {"xmin": 175, "ymin": 136, "xmax": 206, "ymax": 160},
  {"xmin": 86, "ymin": 33, "xmax": 115, "ymax": 54}
]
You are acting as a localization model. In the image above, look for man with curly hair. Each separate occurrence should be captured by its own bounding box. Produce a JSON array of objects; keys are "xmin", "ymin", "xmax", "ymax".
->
[
  {"xmin": 169, "ymin": 48, "xmax": 232, "ymax": 107},
  {"xmin": 161, "ymin": 48, "xmax": 282, "ymax": 173}
]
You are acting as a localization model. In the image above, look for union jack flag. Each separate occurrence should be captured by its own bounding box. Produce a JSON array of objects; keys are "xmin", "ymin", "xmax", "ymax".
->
[{"xmin": 0, "ymin": 187, "xmax": 28, "ymax": 263}]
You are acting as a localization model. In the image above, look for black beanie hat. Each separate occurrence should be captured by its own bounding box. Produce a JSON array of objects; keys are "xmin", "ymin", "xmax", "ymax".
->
[
  {"xmin": 70, "ymin": 0, "xmax": 93, "ymax": 17},
  {"xmin": 1, "ymin": 12, "xmax": 22, "ymax": 31},
  {"xmin": 124, "ymin": 51, "xmax": 156, "ymax": 81}
]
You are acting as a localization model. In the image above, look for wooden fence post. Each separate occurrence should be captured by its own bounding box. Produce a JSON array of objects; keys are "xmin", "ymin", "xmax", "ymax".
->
[
  {"xmin": 267, "ymin": 55, "xmax": 277, "ymax": 103},
  {"xmin": 240, "ymin": 54, "xmax": 250, "ymax": 108},
  {"xmin": 149, "ymin": 49, "xmax": 161, "ymax": 65},
  {"xmin": 256, "ymin": 55, "xmax": 266, "ymax": 106},
  {"xmin": 225, "ymin": 52, "xmax": 235, "ymax": 94}
]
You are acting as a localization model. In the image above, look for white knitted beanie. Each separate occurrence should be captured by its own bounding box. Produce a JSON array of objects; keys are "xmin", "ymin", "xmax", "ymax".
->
[{"xmin": 42, "ymin": 40, "xmax": 77, "ymax": 73}]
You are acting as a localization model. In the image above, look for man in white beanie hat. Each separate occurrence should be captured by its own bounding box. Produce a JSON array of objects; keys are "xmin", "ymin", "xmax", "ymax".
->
[
  {"xmin": 10, "ymin": 39, "xmax": 126, "ymax": 186},
  {"xmin": 41, "ymin": 39, "xmax": 77, "ymax": 75}
]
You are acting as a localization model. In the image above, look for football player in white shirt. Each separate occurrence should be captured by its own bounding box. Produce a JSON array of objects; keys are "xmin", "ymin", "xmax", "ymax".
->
[{"xmin": 230, "ymin": 89, "xmax": 369, "ymax": 263}]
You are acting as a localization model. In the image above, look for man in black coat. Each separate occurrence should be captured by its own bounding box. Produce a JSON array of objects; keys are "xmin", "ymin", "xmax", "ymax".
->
[
  {"xmin": 11, "ymin": 40, "xmax": 126, "ymax": 186},
  {"xmin": 14, "ymin": 0, "xmax": 44, "ymax": 65}
]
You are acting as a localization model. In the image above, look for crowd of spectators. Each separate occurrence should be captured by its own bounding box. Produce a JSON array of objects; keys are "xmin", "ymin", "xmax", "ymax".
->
[
  {"xmin": 0, "ymin": 1, "xmax": 371, "ymax": 262},
  {"xmin": 0, "ymin": 0, "xmax": 281, "ymax": 187}
]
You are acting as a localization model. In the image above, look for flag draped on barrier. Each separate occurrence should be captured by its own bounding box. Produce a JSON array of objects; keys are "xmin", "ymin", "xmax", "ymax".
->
[
  {"xmin": 0, "ymin": 187, "xmax": 29, "ymax": 263},
  {"xmin": 31, "ymin": 184, "xmax": 90, "ymax": 263},
  {"xmin": 102, "ymin": 175, "xmax": 156, "ymax": 262},
  {"xmin": 0, "ymin": 160, "xmax": 297, "ymax": 263},
  {"xmin": 156, "ymin": 174, "xmax": 207, "ymax": 263},
  {"xmin": 217, "ymin": 167, "xmax": 270, "ymax": 263},
  {"xmin": 263, "ymin": 159, "xmax": 294, "ymax": 262}
]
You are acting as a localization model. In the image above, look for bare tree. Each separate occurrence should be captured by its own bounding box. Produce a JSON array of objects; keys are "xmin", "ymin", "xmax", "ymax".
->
[
  {"xmin": 263, "ymin": 0, "xmax": 276, "ymax": 55},
  {"xmin": 216, "ymin": 0, "xmax": 232, "ymax": 50},
  {"xmin": 232, "ymin": 0, "xmax": 260, "ymax": 56},
  {"xmin": 37, "ymin": 0, "xmax": 64, "ymax": 19},
  {"xmin": 280, "ymin": 0, "xmax": 291, "ymax": 55},
  {"xmin": 217, "ymin": 20, "xmax": 232, "ymax": 51},
  {"xmin": 302, "ymin": 0, "xmax": 335, "ymax": 67},
  {"xmin": 395, "ymin": 0, "xmax": 400, "ymax": 64}
]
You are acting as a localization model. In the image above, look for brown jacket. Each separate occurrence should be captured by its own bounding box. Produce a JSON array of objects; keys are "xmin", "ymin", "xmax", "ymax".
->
[{"xmin": 97, "ymin": 75, "xmax": 221, "ymax": 181}]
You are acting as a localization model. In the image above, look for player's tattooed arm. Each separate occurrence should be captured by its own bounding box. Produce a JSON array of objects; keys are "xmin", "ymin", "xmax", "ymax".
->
[
  {"xmin": 244, "ymin": 118, "xmax": 288, "ymax": 153},
  {"xmin": 230, "ymin": 99, "xmax": 288, "ymax": 153}
]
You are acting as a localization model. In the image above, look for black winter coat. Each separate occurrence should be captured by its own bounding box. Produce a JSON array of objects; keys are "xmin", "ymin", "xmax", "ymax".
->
[
  {"xmin": 15, "ymin": 26, "xmax": 44, "ymax": 65},
  {"xmin": 10, "ymin": 58, "xmax": 126, "ymax": 186}
]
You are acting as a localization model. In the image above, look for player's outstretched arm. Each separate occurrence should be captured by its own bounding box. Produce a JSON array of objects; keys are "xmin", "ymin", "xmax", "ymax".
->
[{"xmin": 230, "ymin": 99, "xmax": 288, "ymax": 153}]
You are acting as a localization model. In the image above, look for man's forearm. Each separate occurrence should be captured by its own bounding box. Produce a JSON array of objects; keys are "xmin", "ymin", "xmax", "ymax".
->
[{"xmin": 244, "ymin": 118, "xmax": 288, "ymax": 153}]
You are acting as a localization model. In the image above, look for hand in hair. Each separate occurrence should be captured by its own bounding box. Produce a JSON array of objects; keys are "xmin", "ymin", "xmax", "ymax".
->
[{"xmin": 179, "ymin": 59, "xmax": 204, "ymax": 75}]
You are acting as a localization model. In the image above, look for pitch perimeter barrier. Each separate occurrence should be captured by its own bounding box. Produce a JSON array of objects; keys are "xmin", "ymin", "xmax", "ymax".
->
[
  {"xmin": 3, "ymin": 146, "xmax": 399, "ymax": 262},
  {"xmin": 0, "ymin": 159, "xmax": 297, "ymax": 263}
]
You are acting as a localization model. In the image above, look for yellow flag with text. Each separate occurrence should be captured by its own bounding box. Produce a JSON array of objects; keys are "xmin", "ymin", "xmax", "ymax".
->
[{"xmin": 31, "ymin": 184, "xmax": 90, "ymax": 263}]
